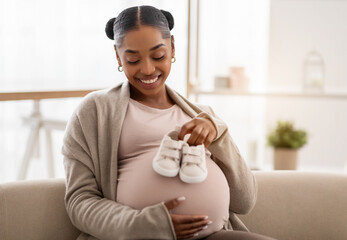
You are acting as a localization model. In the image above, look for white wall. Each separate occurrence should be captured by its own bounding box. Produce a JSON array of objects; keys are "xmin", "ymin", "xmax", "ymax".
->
[
  {"xmin": 266, "ymin": 0, "xmax": 347, "ymax": 171},
  {"xmin": 268, "ymin": 0, "xmax": 347, "ymax": 91},
  {"xmin": 197, "ymin": 0, "xmax": 347, "ymax": 172},
  {"xmin": 199, "ymin": 0, "xmax": 270, "ymax": 91}
]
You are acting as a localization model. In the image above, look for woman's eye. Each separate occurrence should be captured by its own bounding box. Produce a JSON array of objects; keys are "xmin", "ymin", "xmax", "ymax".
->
[
  {"xmin": 127, "ymin": 60, "xmax": 139, "ymax": 64},
  {"xmin": 153, "ymin": 55, "xmax": 165, "ymax": 60}
]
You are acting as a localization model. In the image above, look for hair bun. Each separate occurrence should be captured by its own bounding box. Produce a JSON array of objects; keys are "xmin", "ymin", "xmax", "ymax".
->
[
  {"xmin": 160, "ymin": 10, "xmax": 174, "ymax": 30},
  {"xmin": 105, "ymin": 17, "xmax": 116, "ymax": 40}
]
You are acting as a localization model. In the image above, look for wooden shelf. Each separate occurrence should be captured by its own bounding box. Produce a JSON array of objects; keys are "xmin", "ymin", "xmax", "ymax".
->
[
  {"xmin": 192, "ymin": 89, "xmax": 347, "ymax": 100},
  {"xmin": 0, "ymin": 89, "xmax": 100, "ymax": 101}
]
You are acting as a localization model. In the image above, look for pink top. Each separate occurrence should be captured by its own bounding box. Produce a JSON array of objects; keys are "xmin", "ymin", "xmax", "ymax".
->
[{"xmin": 117, "ymin": 98, "xmax": 230, "ymax": 239}]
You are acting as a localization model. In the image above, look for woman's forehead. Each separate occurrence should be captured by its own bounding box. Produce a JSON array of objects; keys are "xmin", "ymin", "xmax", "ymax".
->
[{"xmin": 120, "ymin": 26, "xmax": 170, "ymax": 51}]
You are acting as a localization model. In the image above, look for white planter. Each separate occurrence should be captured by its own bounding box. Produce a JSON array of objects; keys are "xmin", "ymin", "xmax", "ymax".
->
[{"xmin": 273, "ymin": 148, "xmax": 298, "ymax": 170}]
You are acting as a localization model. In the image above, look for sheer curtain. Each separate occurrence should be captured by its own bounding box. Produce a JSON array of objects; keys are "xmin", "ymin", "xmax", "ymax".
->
[
  {"xmin": 0, "ymin": 0, "xmax": 188, "ymax": 91},
  {"xmin": 0, "ymin": 0, "xmax": 188, "ymax": 182}
]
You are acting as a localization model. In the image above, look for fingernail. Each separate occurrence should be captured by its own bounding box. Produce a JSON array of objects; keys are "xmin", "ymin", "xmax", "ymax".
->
[
  {"xmin": 193, "ymin": 233, "xmax": 199, "ymax": 237},
  {"xmin": 203, "ymin": 216, "xmax": 208, "ymax": 220},
  {"xmin": 202, "ymin": 225, "xmax": 208, "ymax": 230},
  {"xmin": 177, "ymin": 196, "xmax": 186, "ymax": 201},
  {"xmin": 207, "ymin": 221, "xmax": 213, "ymax": 225}
]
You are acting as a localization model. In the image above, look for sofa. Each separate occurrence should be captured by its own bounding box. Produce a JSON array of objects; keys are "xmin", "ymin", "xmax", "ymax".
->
[{"xmin": 0, "ymin": 171, "xmax": 346, "ymax": 240}]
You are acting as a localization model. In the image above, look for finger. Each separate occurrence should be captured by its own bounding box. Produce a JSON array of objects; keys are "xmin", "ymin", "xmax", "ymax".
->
[
  {"xmin": 204, "ymin": 133, "xmax": 215, "ymax": 148},
  {"xmin": 179, "ymin": 219, "xmax": 211, "ymax": 231},
  {"xmin": 173, "ymin": 214, "xmax": 208, "ymax": 224},
  {"xmin": 177, "ymin": 225, "xmax": 208, "ymax": 239},
  {"xmin": 178, "ymin": 120, "xmax": 196, "ymax": 140},
  {"xmin": 179, "ymin": 226, "xmax": 206, "ymax": 236},
  {"xmin": 164, "ymin": 196, "xmax": 185, "ymax": 211},
  {"xmin": 194, "ymin": 129, "xmax": 209, "ymax": 146},
  {"xmin": 186, "ymin": 126, "xmax": 203, "ymax": 146}
]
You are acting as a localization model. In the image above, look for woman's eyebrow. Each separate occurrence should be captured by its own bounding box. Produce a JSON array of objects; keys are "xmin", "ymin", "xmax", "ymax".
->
[
  {"xmin": 125, "ymin": 49, "xmax": 138, "ymax": 54},
  {"xmin": 149, "ymin": 43, "xmax": 165, "ymax": 51},
  {"xmin": 125, "ymin": 43, "xmax": 165, "ymax": 54}
]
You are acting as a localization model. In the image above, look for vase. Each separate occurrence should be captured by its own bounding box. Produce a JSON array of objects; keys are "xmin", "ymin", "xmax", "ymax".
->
[
  {"xmin": 229, "ymin": 66, "xmax": 249, "ymax": 91},
  {"xmin": 302, "ymin": 49, "xmax": 325, "ymax": 93},
  {"xmin": 273, "ymin": 148, "xmax": 298, "ymax": 170}
]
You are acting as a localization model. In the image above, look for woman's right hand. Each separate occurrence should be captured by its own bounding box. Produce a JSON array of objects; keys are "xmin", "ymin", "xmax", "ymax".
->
[{"xmin": 164, "ymin": 197, "xmax": 211, "ymax": 239}]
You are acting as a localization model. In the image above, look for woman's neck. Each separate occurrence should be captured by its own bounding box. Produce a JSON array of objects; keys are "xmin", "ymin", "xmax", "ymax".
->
[{"xmin": 129, "ymin": 85, "xmax": 174, "ymax": 109}]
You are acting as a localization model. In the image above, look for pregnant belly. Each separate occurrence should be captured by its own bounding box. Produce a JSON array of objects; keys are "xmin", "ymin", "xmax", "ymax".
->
[{"xmin": 116, "ymin": 151, "xmax": 230, "ymax": 239}]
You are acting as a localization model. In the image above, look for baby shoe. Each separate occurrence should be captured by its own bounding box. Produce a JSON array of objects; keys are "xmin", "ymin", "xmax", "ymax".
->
[
  {"xmin": 179, "ymin": 144, "xmax": 208, "ymax": 183},
  {"xmin": 153, "ymin": 129, "xmax": 185, "ymax": 177}
]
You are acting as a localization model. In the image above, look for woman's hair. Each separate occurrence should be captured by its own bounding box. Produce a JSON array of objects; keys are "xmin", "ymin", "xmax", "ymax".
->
[{"xmin": 105, "ymin": 5, "xmax": 174, "ymax": 47}]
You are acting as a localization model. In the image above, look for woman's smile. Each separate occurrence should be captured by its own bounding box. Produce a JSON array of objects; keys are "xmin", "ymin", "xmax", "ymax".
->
[{"xmin": 136, "ymin": 74, "xmax": 162, "ymax": 88}]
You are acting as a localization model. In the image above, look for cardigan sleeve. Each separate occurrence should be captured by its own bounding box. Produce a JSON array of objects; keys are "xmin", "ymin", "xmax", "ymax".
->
[
  {"xmin": 62, "ymin": 97, "xmax": 176, "ymax": 240},
  {"xmin": 195, "ymin": 104, "xmax": 258, "ymax": 215}
]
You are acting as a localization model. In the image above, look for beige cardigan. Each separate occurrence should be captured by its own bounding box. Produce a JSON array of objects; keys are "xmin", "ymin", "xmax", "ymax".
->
[{"xmin": 62, "ymin": 81, "xmax": 257, "ymax": 240}]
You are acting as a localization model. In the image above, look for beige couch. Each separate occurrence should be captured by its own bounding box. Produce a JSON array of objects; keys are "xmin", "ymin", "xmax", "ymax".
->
[{"xmin": 1, "ymin": 171, "xmax": 346, "ymax": 240}]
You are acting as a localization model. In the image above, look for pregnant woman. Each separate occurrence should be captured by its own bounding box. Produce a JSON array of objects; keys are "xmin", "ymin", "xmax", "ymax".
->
[{"xmin": 62, "ymin": 5, "xmax": 275, "ymax": 240}]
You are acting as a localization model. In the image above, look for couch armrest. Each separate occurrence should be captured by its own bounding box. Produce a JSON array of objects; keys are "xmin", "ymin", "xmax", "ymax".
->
[
  {"xmin": 238, "ymin": 171, "xmax": 347, "ymax": 240},
  {"xmin": 0, "ymin": 178, "xmax": 80, "ymax": 240}
]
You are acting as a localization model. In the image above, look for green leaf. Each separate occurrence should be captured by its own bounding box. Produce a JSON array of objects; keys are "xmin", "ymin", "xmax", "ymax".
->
[{"xmin": 267, "ymin": 121, "xmax": 307, "ymax": 149}]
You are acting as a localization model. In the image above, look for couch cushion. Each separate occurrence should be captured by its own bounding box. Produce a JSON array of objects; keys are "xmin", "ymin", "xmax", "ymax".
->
[
  {"xmin": 238, "ymin": 171, "xmax": 347, "ymax": 240},
  {"xmin": 0, "ymin": 178, "xmax": 80, "ymax": 240},
  {"xmin": 1, "ymin": 172, "xmax": 346, "ymax": 240}
]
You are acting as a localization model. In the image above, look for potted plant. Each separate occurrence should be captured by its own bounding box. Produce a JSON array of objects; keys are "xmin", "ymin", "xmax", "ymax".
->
[{"xmin": 267, "ymin": 121, "xmax": 307, "ymax": 170}]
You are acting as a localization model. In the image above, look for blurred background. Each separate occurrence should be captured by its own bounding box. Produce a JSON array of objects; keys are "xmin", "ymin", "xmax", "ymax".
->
[{"xmin": 1, "ymin": 0, "xmax": 347, "ymax": 183}]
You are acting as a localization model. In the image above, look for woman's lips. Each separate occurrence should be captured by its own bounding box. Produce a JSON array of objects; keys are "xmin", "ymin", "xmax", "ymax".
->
[
  {"xmin": 136, "ymin": 75, "xmax": 161, "ymax": 88},
  {"xmin": 139, "ymin": 76, "xmax": 158, "ymax": 84}
]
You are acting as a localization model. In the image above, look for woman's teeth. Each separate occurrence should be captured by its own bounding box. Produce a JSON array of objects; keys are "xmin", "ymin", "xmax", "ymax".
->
[{"xmin": 140, "ymin": 76, "xmax": 158, "ymax": 84}]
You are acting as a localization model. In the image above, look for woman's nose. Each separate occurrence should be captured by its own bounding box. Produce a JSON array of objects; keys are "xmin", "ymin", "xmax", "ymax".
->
[{"xmin": 140, "ymin": 59, "xmax": 155, "ymax": 75}]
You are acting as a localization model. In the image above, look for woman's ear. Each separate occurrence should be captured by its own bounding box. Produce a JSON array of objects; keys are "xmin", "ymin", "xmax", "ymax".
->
[
  {"xmin": 114, "ymin": 45, "xmax": 122, "ymax": 66},
  {"xmin": 171, "ymin": 35, "xmax": 175, "ymax": 58}
]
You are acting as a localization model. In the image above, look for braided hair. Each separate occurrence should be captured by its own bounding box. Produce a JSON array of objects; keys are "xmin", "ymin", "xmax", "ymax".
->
[{"xmin": 105, "ymin": 5, "xmax": 174, "ymax": 47}]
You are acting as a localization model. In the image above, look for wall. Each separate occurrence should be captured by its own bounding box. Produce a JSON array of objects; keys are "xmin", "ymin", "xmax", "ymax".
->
[
  {"xmin": 268, "ymin": 0, "xmax": 347, "ymax": 91},
  {"xmin": 266, "ymin": 0, "xmax": 347, "ymax": 171}
]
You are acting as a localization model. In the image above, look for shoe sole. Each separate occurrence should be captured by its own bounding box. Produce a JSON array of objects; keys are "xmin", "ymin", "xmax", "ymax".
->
[
  {"xmin": 152, "ymin": 160, "xmax": 179, "ymax": 177},
  {"xmin": 179, "ymin": 171, "xmax": 207, "ymax": 184}
]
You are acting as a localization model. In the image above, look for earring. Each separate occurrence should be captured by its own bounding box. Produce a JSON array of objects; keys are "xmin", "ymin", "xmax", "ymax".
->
[
  {"xmin": 118, "ymin": 65, "xmax": 123, "ymax": 72},
  {"xmin": 171, "ymin": 57, "xmax": 176, "ymax": 63}
]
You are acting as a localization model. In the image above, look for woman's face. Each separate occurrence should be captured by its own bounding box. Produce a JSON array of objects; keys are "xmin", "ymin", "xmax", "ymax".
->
[{"xmin": 115, "ymin": 26, "xmax": 175, "ymax": 99}]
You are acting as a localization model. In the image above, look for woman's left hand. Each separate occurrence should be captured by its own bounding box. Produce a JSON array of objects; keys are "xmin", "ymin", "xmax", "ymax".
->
[{"xmin": 178, "ymin": 117, "xmax": 217, "ymax": 148}]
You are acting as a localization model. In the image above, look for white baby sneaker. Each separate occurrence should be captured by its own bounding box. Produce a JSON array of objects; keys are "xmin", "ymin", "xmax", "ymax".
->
[
  {"xmin": 179, "ymin": 144, "xmax": 208, "ymax": 183},
  {"xmin": 153, "ymin": 130, "xmax": 185, "ymax": 177}
]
